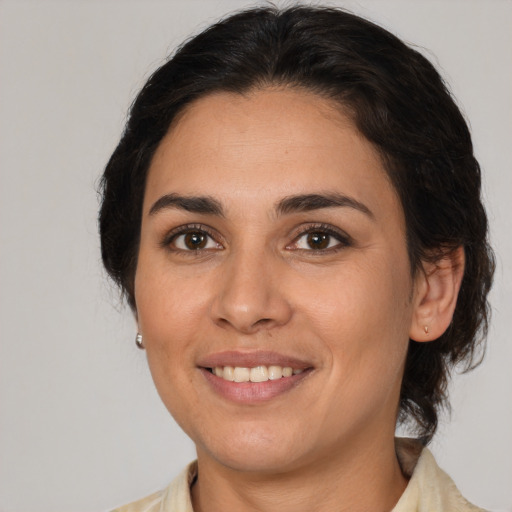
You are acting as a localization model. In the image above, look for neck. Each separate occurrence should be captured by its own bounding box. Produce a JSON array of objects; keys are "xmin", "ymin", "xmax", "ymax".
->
[{"xmin": 191, "ymin": 434, "xmax": 408, "ymax": 512}]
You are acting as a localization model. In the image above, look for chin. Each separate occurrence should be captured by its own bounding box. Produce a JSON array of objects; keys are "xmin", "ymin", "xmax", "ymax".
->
[
  {"xmin": 197, "ymin": 424, "xmax": 305, "ymax": 473},
  {"xmin": 213, "ymin": 449, "xmax": 302, "ymax": 474}
]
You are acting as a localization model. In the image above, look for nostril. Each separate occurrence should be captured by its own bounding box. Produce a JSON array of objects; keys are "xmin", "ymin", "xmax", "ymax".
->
[
  {"xmin": 214, "ymin": 316, "xmax": 276, "ymax": 334},
  {"xmin": 210, "ymin": 277, "xmax": 293, "ymax": 333},
  {"xmin": 255, "ymin": 318, "xmax": 272, "ymax": 326}
]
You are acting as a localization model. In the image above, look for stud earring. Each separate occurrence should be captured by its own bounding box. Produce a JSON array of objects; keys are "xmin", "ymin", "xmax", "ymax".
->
[{"xmin": 135, "ymin": 333, "xmax": 144, "ymax": 349}]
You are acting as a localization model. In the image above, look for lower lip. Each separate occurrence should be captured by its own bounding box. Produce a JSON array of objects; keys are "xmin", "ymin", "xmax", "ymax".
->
[{"xmin": 200, "ymin": 368, "xmax": 311, "ymax": 404}]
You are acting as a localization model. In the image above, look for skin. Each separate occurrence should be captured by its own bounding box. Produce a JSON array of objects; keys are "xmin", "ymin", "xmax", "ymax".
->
[{"xmin": 134, "ymin": 88, "xmax": 463, "ymax": 512}]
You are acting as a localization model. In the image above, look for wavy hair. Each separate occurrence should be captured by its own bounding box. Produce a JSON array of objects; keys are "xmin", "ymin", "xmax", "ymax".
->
[{"xmin": 99, "ymin": 6, "xmax": 495, "ymax": 442}]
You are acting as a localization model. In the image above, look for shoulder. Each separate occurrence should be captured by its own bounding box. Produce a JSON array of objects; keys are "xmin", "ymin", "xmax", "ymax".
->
[
  {"xmin": 110, "ymin": 461, "xmax": 197, "ymax": 512},
  {"xmin": 111, "ymin": 490, "xmax": 164, "ymax": 512},
  {"xmin": 394, "ymin": 438, "xmax": 487, "ymax": 512}
]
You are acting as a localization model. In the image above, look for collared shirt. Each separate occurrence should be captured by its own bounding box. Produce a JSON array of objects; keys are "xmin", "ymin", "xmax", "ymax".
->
[{"xmin": 111, "ymin": 439, "xmax": 485, "ymax": 512}]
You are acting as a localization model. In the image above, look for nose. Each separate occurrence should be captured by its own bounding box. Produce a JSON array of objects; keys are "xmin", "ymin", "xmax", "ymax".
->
[{"xmin": 210, "ymin": 248, "xmax": 293, "ymax": 334}]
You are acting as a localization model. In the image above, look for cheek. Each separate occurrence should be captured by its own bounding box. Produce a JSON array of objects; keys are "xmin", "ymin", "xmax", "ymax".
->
[
  {"xmin": 135, "ymin": 257, "xmax": 211, "ymax": 340},
  {"xmin": 134, "ymin": 255, "xmax": 222, "ymax": 365},
  {"xmin": 135, "ymin": 270, "xmax": 203, "ymax": 424},
  {"xmin": 298, "ymin": 255, "xmax": 413, "ymax": 378},
  {"xmin": 305, "ymin": 259, "xmax": 410, "ymax": 329}
]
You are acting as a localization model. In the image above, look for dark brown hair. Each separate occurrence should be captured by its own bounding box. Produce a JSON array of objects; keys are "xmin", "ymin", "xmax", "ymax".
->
[{"xmin": 99, "ymin": 5, "xmax": 494, "ymax": 442}]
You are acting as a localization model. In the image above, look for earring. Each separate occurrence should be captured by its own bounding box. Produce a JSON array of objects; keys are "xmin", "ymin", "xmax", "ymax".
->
[
  {"xmin": 135, "ymin": 333, "xmax": 144, "ymax": 350},
  {"xmin": 424, "ymin": 325, "xmax": 429, "ymax": 334}
]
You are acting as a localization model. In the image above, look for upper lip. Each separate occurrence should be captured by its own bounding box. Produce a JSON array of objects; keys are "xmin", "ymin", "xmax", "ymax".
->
[{"xmin": 197, "ymin": 350, "xmax": 313, "ymax": 370}]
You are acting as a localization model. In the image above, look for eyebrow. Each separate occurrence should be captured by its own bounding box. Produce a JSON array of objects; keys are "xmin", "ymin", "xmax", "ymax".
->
[
  {"xmin": 276, "ymin": 193, "xmax": 374, "ymax": 219},
  {"xmin": 149, "ymin": 193, "xmax": 224, "ymax": 216},
  {"xmin": 149, "ymin": 192, "xmax": 373, "ymax": 219}
]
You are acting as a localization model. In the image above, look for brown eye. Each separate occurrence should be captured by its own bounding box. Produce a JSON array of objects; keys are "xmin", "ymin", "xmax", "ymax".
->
[
  {"xmin": 184, "ymin": 232, "xmax": 207, "ymax": 250},
  {"xmin": 306, "ymin": 232, "xmax": 330, "ymax": 250},
  {"xmin": 170, "ymin": 229, "xmax": 221, "ymax": 251},
  {"xmin": 289, "ymin": 225, "xmax": 351, "ymax": 252}
]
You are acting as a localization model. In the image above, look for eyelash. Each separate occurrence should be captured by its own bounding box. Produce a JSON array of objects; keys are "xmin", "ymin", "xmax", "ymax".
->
[
  {"xmin": 161, "ymin": 224, "xmax": 222, "ymax": 255},
  {"xmin": 161, "ymin": 222, "xmax": 352, "ymax": 255},
  {"xmin": 288, "ymin": 223, "xmax": 352, "ymax": 253}
]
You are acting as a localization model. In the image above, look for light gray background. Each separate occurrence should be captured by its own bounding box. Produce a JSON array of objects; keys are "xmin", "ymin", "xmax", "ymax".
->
[{"xmin": 0, "ymin": 1, "xmax": 511, "ymax": 511}]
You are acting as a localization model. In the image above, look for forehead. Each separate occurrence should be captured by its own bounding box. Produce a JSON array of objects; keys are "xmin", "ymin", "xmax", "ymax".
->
[{"xmin": 145, "ymin": 88, "xmax": 399, "ymax": 217}]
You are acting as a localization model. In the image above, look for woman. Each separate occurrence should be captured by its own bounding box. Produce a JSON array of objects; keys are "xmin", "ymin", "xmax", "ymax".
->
[{"xmin": 100, "ymin": 5, "xmax": 494, "ymax": 511}]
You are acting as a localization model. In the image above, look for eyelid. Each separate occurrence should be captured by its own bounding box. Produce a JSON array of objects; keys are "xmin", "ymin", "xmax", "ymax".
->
[
  {"xmin": 286, "ymin": 223, "xmax": 353, "ymax": 251},
  {"xmin": 160, "ymin": 222, "xmax": 351, "ymax": 253},
  {"xmin": 161, "ymin": 223, "xmax": 224, "ymax": 251}
]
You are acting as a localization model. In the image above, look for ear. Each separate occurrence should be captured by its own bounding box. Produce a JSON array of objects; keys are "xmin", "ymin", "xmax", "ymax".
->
[
  {"xmin": 133, "ymin": 308, "xmax": 140, "ymax": 333},
  {"xmin": 409, "ymin": 246, "xmax": 465, "ymax": 342}
]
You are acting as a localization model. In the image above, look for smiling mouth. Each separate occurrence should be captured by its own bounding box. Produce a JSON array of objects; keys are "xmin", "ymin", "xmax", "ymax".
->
[{"xmin": 207, "ymin": 365, "xmax": 306, "ymax": 383}]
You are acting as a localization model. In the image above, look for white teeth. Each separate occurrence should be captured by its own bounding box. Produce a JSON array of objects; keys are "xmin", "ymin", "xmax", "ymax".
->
[
  {"xmin": 211, "ymin": 365, "xmax": 306, "ymax": 382},
  {"xmin": 233, "ymin": 367, "xmax": 250, "ymax": 382},
  {"xmin": 268, "ymin": 365, "xmax": 283, "ymax": 380},
  {"xmin": 282, "ymin": 367, "xmax": 293, "ymax": 377},
  {"xmin": 250, "ymin": 366, "xmax": 269, "ymax": 382},
  {"xmin": 223, "ymin": 366, "xmax": 235, "ymax": 381}
]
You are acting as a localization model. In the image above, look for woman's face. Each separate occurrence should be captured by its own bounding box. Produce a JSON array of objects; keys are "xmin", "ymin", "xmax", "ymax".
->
[{"xmin": 135, "ymin": 88, "xmax": 421, "ymax": 473}]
